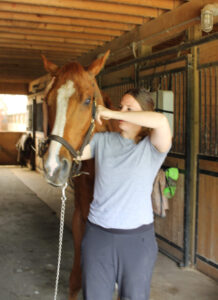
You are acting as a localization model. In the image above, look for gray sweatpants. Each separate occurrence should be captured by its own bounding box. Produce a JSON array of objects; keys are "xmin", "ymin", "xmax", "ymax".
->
[{"xmin": 81, "ymin": 221, "xmax": 158, "ymax": 300}]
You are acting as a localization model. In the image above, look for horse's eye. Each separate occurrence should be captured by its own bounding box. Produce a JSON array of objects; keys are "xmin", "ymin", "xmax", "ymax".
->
[{"xmin": 84, "ymin": 97, "xmax": 91, "ymax": 105}]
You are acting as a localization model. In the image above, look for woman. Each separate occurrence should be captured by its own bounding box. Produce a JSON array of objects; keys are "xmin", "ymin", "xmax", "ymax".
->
[{"xmin": 79, "ymin": 88, "xmax": 172, "ymax": 300}]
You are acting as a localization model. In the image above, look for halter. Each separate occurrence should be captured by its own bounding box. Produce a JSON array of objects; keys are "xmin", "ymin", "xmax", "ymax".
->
[{"xmin": 39, "ymin": 98, "xmax": 96, "ymax": 178}]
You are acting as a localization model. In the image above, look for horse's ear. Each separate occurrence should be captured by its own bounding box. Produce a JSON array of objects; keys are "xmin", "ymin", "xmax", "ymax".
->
[
  {"xmin": 88, "ymin": 50, "xmax": 110, "ymax": 76},
  {"xmin": 41, "ymin": 55, "xmax": 59, "ymax": 76}
]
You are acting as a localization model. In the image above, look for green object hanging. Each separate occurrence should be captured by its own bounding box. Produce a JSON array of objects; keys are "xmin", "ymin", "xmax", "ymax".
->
[{"xmin": 163, "ymin": 167, "xmax": 179, "ymax": 199}]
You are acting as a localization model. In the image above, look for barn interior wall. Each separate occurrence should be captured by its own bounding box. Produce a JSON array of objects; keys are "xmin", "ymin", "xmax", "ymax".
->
[
  {"xmin": 0, "ymin": 82, "xmax": 28, "ymax": 95},
  {"xmin": 0, "ymin": 132, "xmax": 23, "ymax": 164}
]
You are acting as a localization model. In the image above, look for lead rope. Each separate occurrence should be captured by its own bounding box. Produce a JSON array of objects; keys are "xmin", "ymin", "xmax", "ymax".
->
[{"xmin": 53, "ymin": 182, "xmax": 68, "ymax": 300}]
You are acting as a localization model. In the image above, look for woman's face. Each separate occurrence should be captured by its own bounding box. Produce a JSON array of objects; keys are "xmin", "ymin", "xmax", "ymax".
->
[{"xmin": 118, "ymin": 94, "xmax": 142, "ymax": 137}]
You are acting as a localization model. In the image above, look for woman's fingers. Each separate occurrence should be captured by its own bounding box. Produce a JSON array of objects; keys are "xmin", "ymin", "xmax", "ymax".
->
[{"xmin": 96, "ymin": 105, "xmax": 111, "ymax": 125}]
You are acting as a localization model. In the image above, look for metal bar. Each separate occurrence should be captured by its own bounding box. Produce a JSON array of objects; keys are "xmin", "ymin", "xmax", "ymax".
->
[
  {"xmin": 158, "ymin": 248, "xmax": 183, "ymax": 267},
  {"xmin": 199, "ymin": 70, "xmax": 202, "ymax": 154},
  {"xmin": 178, "ymin": 72, "xmax": 181, "ymax": 153},
  {"xmin": 216, "ymin": 67, "xmax": 218, "ymax": 156},
  {"xmin": 171, "ymin": 74, "xmax": 175, "ymax": 152},
  {"xmin": 140, "ymin": 67, "xmax": 185, "ymax": 82},
  {"xmin": 102, "ymin": 79, "xmax": 134, "ymax": 90},
  {"xmin": 198, "ymin": 154, "xmax": 218, "ymax": 161},
  {"xmin": 194, "ymin": 156, "xmax": 200, "ymax": 264},
  {"xmin": 156, "ymin": 233, "xmax": 184, "ymax": 252},
  {"xmin": 184, "ymin": 56, "xmax": 192, "ymax": 267},
  {"xmin": 209, "ymin": 68, "xmax": 213, "ymax": 155},
  {"xmin": 168, "ymin": 152, "xmax": 186, "ymax": 159},
  {"xmin": 198, "ymin": 61, "xmax": 218, "ymax": 70},
  {"xmin": 196, "ymin": 254, "xmax": 218, "ymax": 269},
  {"xmin": 183, "ymin": 71, "xmax": 186, "ymax": 154},
  {"xmin": 204, "ymin": 68, "xmax": 207, "ymax": 154},
  {"xmin": 32, "ymin": 98, "xmax": 36, "ymax": 171},
  {"xmin": 102, "ymin": 32, "xmax": 218, "ymax": 75},
  {"xmin": 140, "ymin": 56, "xmax": 186, "ymax": 72},
  {"xmin": 199, "ymin": 169, "xmax": 218, "ymax": 177},
  {"xmin": 175, "ymin": 73, "xmax": 178, "ymax": 152}
]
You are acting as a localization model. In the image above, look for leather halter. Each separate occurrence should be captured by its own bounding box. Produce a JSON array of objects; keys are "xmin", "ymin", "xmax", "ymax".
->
[{"xmin": 39, "ymin": 97, "xmax": 96, "ymax": 178}]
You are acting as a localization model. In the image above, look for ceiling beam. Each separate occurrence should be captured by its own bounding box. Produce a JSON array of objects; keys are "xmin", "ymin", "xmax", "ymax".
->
[
  {"xmin": 0, "ymin": 48, "xmax": 77, "ymax": 61},
  {"xmin": 0, "ymin": 26, "xmax": 113, "ymax": 42},
  {"xmin": 1, "ymin": 0, "xmax": 166, "ymax": 18},
  {"xmin": 0, "ymin": 32, "xmax": 103, "ymax": 46},
  {"xmin": 0, "ymin": 19, "xmax": 123, "ymax": 37},
  {"xmin": 0, "ymin": 41, "xmax": 91, "ymax": 54},
  {"xmin": 0, "ymin": 11, "xmax": 134, "ymax": 31},
  {"xmin": 78, "ymin": 0, "xmax": 218, "ymax": 65},
  {"xmin": 0, "ymin": 2, "xmax": 149, "ymax": 24},
  {"xmin": 97, "ymin": 0, "xmax": 183, "ymax": 10}
]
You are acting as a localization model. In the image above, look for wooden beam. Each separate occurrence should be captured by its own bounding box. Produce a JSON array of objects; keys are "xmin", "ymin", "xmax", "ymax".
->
[
  {"xmin": 0, "ymin": 19, "xmax": 123, "ymax": 37},
  {"xmin": 0, "ymin": 48, "xmax": 76, "ymax": 63},
  {"xmin": 96, "ymin": 0, "xmax": 183, "ymax": 10},
  {"xmin": 0, "ymin": 26, "xmax": 113, "ymax": 42},
  {"xmin": 0, "ymin": 10, "xmax": 134, "ymax": 31},
  {"xmin": 0, "ymin": 82, "xmax": 28, "ymax": 94},
  {"xmin": 78, "ymin": 0, "xmax": 218, "ymax": 65},
  {"xmin": 0, "ymin": 77, "xmax": 35, "ymax": 83},
  {"xmin": 187, "ymin": 24, "xmax": 201, "ymax": 266},
  {"xmin": 0, "ymin": 11, "xmax": 134, "ymax": 31},
  {"xmin": 0, "ymin": 41, "xmax": 90, "ymax": 54},
  {"xmin": 1, "ymin": 0, "xmax": 166, "ymax": 18},
  {"xmin": 0, "ymin": 2, "xmax": 147, "ymax": 24},
  {"xmin": 0, "ymin": 53, "xmax": 72, "ymax": 66},
  {"xmin": 0, "ymin": 32, "xmax": 103, "ymax": 46}
]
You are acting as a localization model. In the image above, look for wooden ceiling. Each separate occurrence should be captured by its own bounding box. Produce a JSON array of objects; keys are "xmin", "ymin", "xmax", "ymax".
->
[
  {"xmin": 0, "ymin": 0, "xmax": 189, "ymax": 84},
  {"xmin": 0, "ymin": 0, "xmax": 217, "ymax": 87}
]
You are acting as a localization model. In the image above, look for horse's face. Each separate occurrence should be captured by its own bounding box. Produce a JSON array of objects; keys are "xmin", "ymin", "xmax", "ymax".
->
[{"xmin": 42, "ymin": 51, "xmax": 110, "ymax": 186}]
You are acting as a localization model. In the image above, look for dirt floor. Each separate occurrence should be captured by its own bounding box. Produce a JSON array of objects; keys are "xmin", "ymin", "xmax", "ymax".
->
[{"xmin": 0, "ymin": 166, "xmax": 217, "ymax": 300}]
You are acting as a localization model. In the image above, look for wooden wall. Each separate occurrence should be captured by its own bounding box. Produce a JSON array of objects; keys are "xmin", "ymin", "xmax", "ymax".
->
[
  {"xmin": 196, "ymin": 160, "xmax": 218, "ymax": 280},
  {"xmin": 0, "ymin": 82, "xmax": 28, "ymax": 95},
  {"xmin": 0, "ymin": 132, "xmax": 23, "ymax": 164},
  {"xmin": 195, "ymin": 39, "xmax": 218, "ymax": 280}
]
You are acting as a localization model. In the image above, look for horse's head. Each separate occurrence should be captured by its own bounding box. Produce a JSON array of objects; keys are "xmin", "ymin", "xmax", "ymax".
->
[{"xmin": 42, "ymin": 51, "xmax": 110, "ymax": 186}]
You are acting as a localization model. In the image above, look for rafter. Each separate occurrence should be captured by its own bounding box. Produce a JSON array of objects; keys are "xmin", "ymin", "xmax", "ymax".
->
[
  {"xmin": 0, "ymin": 41, "xmax": 92, "ymax": 54},
  {"xmin": 0, "ymin": 26, "xmax": 113, "ymax": 42},
  {"xmin": 0, "ymin": 19, "xmax": 123, "ymax": 37},
  {"xmin": 0, "ymin": 2, "xmax": 148, "ymax": 24},
  {"xmin": 0, "ymin": 32, "xmax": 104, "ymax": 46},
  {"xmin": 0, "ymin": 0, "xmax": 166, "ymax": 17},
  {"xmin": 0, "ymin": 11, "xmax": 134, "ymax": 31},
  {"xmin": 95, "ymin": 0, "xmax": 183, "ymax": 10}
]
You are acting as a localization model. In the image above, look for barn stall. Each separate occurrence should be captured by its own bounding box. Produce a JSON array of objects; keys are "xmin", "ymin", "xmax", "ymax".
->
[{"xmin": 0, "ymin": 0, "xmax": 217, "ymax": 299}]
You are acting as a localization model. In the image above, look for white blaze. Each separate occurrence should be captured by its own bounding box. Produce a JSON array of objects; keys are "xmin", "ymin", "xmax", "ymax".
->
[{"xmin": 46, "ymin": 80, "xmax": 75, "ymax": 176}]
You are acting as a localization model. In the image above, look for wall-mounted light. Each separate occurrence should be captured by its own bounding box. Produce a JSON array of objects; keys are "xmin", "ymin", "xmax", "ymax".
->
[{"xmin": 201, "ymin": 4, "xmax": 218, "ymax": 33}]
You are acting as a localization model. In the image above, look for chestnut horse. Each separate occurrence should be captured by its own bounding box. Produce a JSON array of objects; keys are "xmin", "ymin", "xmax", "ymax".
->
[{"xmin": 42, "ymin": 51, "xmax": 117, "ymax": 300}]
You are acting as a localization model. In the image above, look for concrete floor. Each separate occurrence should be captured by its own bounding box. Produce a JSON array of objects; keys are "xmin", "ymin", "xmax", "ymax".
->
[{"xmin": 0, "ymin": 166, "xmax": 217, "ymax": 300}]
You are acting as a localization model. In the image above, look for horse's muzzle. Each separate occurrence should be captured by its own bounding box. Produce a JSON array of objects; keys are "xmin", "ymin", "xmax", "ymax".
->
[{"xmin": 44, "ymin": 157, "xmax": 71, "ymax": 187}]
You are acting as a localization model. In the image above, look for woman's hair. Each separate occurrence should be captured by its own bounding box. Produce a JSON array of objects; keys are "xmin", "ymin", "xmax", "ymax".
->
[
  {"xmin": 124, "ymin": 88, "xmax": 154, "ymax": 112},
  {"xmin": 123, "ymin": 88, "xmax": 155, "ymax": 142}
]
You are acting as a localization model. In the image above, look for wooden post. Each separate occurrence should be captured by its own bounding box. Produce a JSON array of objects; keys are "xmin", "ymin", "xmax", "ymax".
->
[
  {"xmin": 187, "ymin": 24, "xmax": 201, "ymax": 265},
  {"xmin": 135, "ymin": 41, "xmax": 152, "ymax": 87}
]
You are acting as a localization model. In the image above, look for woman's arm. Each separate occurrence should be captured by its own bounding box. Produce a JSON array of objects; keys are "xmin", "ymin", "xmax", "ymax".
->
[{"xmin": 96, "ymin": 105, "xmax": 172, "ymax": 153}]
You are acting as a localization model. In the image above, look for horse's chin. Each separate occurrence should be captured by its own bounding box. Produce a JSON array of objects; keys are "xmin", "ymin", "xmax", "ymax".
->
[{"xmin": 46, "ymin": 178, "xmax": 65, "ymax": 188}]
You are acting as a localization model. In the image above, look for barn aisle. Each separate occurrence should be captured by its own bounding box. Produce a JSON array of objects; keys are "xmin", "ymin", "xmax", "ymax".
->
[
  {"xmin": 0, "ymin": 166, "xmax": 76, "ymax": 300},
  {"xmin": 0, "ymin": 166, "xmax": 217, "ymax": 300}
]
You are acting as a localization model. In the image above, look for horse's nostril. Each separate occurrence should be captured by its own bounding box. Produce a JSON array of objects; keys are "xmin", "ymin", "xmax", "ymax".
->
[{"xmin": 60, "ymin": 158, "xmax": 71, "ymax": 177}]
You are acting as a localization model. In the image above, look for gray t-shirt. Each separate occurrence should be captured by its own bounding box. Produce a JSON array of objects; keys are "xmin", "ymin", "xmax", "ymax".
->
[{"xmin": 89, "ymin": 132, "xmax": 168, "ymax": 229}]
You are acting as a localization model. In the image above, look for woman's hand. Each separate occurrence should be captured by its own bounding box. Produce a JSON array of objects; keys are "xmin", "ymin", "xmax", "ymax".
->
[{"xmin": 95, "ymin": 105, "xmax": 114, "ymax": 125}]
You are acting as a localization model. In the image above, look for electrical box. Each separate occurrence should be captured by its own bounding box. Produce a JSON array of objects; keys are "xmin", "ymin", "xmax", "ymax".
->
[{"xmin": 151, "ymin": 90, "xmax": 174, "ymax": 135}]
